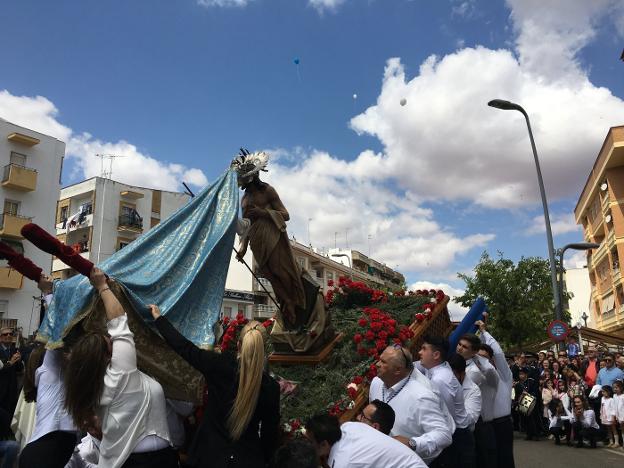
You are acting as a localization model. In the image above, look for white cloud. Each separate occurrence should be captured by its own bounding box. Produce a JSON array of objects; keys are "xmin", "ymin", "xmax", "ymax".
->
[
  {"xmin": 197, "ymin": 0, "xmax": 252, "ymax": 7},
  {"xmin": 308, "ymin": 0, "xmax": 347, "ymax": 14},
  {"xmin": 410, "ymin": 280, "xmax": 469, "ymax": 321},
  {"xmin": 451, "ymin": 0, "xmax": 477, "ymax": 19},
  {"xmin": 0, "ymin": 91, "xmax": 208, "ymax": 191},
  {"xmin": 564, "ymin": 250, "xmax": 588, "ymax": 269},
  {"xmin": 265, "ymin": 150, "xmax": 495, "ymax": 275},
  {"xmin": 525, "ymin": 213, "xmax": 581, "ymax": 236},
  {"xmin": 350, "ymin": 0, "xmax": 624, "ymax": 210}
]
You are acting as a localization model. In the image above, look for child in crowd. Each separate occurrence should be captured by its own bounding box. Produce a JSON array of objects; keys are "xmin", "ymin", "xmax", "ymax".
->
[
  {"xmin": 600, "ymin": 385, "xmax": 618, "ymax": 448},
  {"xmin": 548, "ymin": 400, "xmax": 570, "ymax": 445},
  {"xmin": 613, "ymin": 380, "xmax": 624, "ymax": 449}
]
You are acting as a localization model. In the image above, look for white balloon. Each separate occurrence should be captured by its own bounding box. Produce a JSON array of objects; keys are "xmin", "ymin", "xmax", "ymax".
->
[
  {"xmin": 353, "ymin": 94, "xmax": 358, "ymax": 99},
  {"xmin": 400, "ymin": 98, "xmax": 407, "ymax": 106}
]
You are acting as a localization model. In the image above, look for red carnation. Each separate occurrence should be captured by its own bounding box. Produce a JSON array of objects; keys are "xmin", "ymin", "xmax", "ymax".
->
[
  {"xmin": 353, "ymin": 376, "xmax": 363, "ymax": 385},
  {"xmin": 358, "ymin": 318, "xmax": 368, "ymax": 327},
  {"xmin": 327, "ymin": 279, "xmax": 334, "ymax": 287},
  {"xmin": 365, "ymin": 330, "xmax": 375, "ymax": 341},
  {"xmin": 415, "ymin": 313, "xmax": 425, "ymax": 323},
  {"xmin": 353, "ymin": 333, "xmax": 363, "ymax": 344}
]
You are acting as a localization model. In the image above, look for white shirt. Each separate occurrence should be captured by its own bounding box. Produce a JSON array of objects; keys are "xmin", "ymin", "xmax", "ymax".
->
[
  {"xmin": 614, "ymin": 394, "xmax": 624, "ymax": 422},
  {"xmin": 29, "ymin": 349, "xmax": 77, "ymax": 443},
  {"xmin": 369, "ymin": 373, "xmax": 453, "ymax": 465},
  {"xmin": 547, "ymin": 409, "xmax": 570, "ymax": 429},
  {"xmin": 415, "ymin": 361, "xmax": 470, "ymax": 429},
  {"xmin": 461, "ymin": 376, "xmax": 481, "ymax": 431},
  {"xmin": 570, "ymin": 409, "xmax": 600, "ymax": 429},
  {"xmin": 98, "ymin": 315, "xmax": 171, "ymax": 468},
  {"xmin": 465, "ymin": 354, "xmax": 499, "ymax": 422},
  {"xmin": 328, "ymin": 422, "xmax": 427, "ymax": 468},
  {"xmin": 480, "ymin": 331, "xmax": 513, "ymax": 419}
]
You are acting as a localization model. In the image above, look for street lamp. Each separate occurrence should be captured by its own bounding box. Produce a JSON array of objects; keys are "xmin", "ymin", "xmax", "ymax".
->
[
  {"xmin": 331, "ymin": 253, "xmax": 353, "ymax": 280},
  {"xmin": 558, "ymin": 242, "xmax": 600, "ymax": 322},
  {"xmin": 488, "ymin": 99, "xmax": 561, "ymax": 321},
  {"xmin": 581, "ymin": 311, "xmax": 589, "ymax": 328}
]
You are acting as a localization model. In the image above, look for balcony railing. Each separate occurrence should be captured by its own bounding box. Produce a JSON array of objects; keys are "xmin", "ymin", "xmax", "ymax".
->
[
  {"xmin": 2, "ymin": 164, "xmax": 37, "ymax": 192},
  {"xmin": 118, "ymin": 214, "xmax": 143, "ymax": 231},
  {"xmin": 253, "ymin": 304, "xmax": 277, "ymax": 318},
  {"xmin": 0, "ymin": 213, "xmax": 32, "ymax": 239}
]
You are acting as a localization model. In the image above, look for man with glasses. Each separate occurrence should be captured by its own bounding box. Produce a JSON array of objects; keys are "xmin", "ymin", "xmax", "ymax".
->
[
  {"xmin": 369, "ymin": 345, "xmax": 452, "ymax": 465},
  {"xmin": 581, "ymin": 346, "xmax": 600, "ymax": 388},
  {"xmin": 597, "ymin": 354, "xmax": 624, "ymax": 386},
  {"xmin": 0, "ymin": 326, "xmax": 22, "ymax": 414},
  {"xmin": 357, "ymin": 400, "xmax": 395, "ymax": 435}
]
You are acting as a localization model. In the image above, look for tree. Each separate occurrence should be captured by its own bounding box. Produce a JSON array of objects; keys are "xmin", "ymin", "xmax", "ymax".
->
[{"xmin": 455, "ymin": 251, "xmax": 570, "ymax": 350}]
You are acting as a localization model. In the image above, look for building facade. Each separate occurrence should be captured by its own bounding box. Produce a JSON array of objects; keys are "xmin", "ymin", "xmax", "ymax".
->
[
  {"xmin": 0, "ymin": 119, "xmax": 65, "ymax": 335},
  {"xmin": 52, "ymin": 177, "xmax": 189, "ymax": 278},
  {"xmin": 575, "ymin": 126, "xmax": 624, "ymax": 333}
]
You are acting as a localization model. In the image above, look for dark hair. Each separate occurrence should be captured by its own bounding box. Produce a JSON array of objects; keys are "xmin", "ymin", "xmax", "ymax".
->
[
  {"xmin": 272, "ymin": 439, "xmax": 318, "ymax": 468},
  {"xmin": 64, "ymin": 333, "xmax": 110, "ymax": 430},
  {"xmin": 368, "ymin": 399, "xmax": 395, "ymax": 435},
  {"xmin": 305, "ymin": 414, "xmax": 341, "ymax": 446},
  {"xmin": 423, "ymin": 335, "xmax": 449, "ymax": 361},
  {"xmin": 478, "ymin": 343, "xmax": 494, "ymax": 359},
  {"xmin": 459, "ymin": 334, "xmax": 481, "ymax": 352},
  {"xmin": 613, "ymin": 381, "xmax": 623, "ymax": 393},
  {"xmin": 602, "ymin": 385, "xmax": 614, "ymax": 397},
  {"xmin": 23, "ymin": 344, "xmax": 46, "ymax": 403},
  {"xmin": 448, "ymin": 353, "xmax": 466, "ymax": 373},
  {"xmin": 573, "ymin": 395, "xmax": 589, "ymax": 410}
]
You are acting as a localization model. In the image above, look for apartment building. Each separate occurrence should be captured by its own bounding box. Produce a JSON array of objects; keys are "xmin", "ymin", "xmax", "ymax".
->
[
  {"xmin": 231, "ymin": 241, "xmax": 405, "ymax": 320},
  {"xmin": 0, "ymin": 119, "xmax": 65, "ymax": 335},
  {"xmin": 574, "ymin": 126, "xmax": 624, "ymax": 333},
  {"xmin": 52, "ymin": 177, "xmax": 189, "ymax": 278}
]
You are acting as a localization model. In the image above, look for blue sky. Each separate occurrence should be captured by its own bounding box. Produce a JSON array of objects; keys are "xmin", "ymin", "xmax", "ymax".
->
[{"xmin": 1, "ymin": 0, "xmax": 624, "ymax": 316}]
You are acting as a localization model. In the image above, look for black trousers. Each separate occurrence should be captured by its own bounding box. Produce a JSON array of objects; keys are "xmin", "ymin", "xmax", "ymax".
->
[
  {"xmin": 474, "ymin": 419, "xmax": 496, "ymax": 468},
  {"xmin": 493, "ymin": 415, "xmax": 514, "ymax": 468},
  {"xmin": 19, "ymin": 430, "xmax": 77, "ymax": 468},
  {"xmin": 122, "ymin": 446, "xmax": 178, "ymax": 468},
  {"xmin": 571, "ymin": 423, "xmax": 598, "ymax": 448},
  {"xmin": 431, "ymin": 426, "xmax": 475, "ymax": 468}
]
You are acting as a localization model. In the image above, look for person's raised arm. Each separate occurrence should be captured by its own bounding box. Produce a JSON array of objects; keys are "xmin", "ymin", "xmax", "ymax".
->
[{"xmin": 90, "ymin": 268, "xmax": 124, "ymax": 321}]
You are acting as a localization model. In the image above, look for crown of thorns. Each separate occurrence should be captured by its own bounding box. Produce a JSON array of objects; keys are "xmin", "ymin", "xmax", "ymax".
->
[{"xmin": 231, "ymin": 148, "xmax": 269, "ymax": 178}]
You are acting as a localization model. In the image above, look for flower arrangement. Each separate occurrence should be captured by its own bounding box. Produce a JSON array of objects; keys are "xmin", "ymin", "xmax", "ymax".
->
[
  {"xmin": 353, "ymin": 307, "xmax": 415, "ymax": 360},
  {"xmin": 325, "ymin": 276, "xmax": 387, "ymax": 309},
  {"xmin": 219, "ymin": 313, "xmax": 275, "ymax": 352}
]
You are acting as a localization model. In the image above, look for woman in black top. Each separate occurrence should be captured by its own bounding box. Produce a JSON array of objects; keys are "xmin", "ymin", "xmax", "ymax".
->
[{"xmin": 151, "ymin": 307, "xmax": 280, "ymax": 468}]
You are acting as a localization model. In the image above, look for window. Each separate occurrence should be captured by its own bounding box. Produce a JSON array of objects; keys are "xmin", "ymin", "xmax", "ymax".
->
[
  {"xmin": 224, "ymin": 306, "xmax": 233, "ymax": 317},
  {"xmin": 60, "ymin": 206, "xmax": 69, "ymax": 223},
  {"xmin": 326, "ymin": 271, "xmax": 334, "ymax": 281},
  {"xmin": 296, "ymin": 256, "xmax": 306, "ymax": 270},
  {"xmin": 0, "ymin": 300, "xmax": 7, "ymax": 317},
  {"xmin": 3, "ymin": 200, "xmax": 19, "ymax": 216},
  {"xmin": 118, "ymin": 241, "xmax": 129, "ymax": 250},
  {"xmin": 9, "ymin": 152, "xmax": 26, "ymax": 167},
  {"xmin": 80, "ymin": 202, "xmax": 93, "ymax": 215}
]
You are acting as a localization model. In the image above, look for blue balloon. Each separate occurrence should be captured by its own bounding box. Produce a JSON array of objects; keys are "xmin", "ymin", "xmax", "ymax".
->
[{"xmin": 294, "ymin": 58, "xmax": 300, "ymax": 65}]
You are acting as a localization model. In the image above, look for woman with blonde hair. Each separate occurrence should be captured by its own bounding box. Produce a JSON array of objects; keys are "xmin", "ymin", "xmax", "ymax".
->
[{"xmin": 151, "ymin": 306, "xmax": 280, "ymax": 467}]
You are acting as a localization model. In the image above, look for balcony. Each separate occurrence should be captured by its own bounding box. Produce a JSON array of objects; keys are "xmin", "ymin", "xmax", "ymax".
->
[
  {"xmin": 253, "ymin": 304, "xmax": 277, "ymax": 318},
  {"xmin": 117, "ymin": 214, "xmax": 143, "ymax": 233},
  {"xmin": 0, "ymin": 267, "xmax": 23, "ymax": 289},
  {"xmin": 7, "ymin": 132, "xmax": 39, "ymax": 146},
  {"xmin": 53, "ymin": 251, "xmax": 91, "ymax": 273},
  {"xmin": 0, "ymin": 213, "xmax": 31, "ymax": 239},
  {"xmin": 254, "ymin": 277, "xmax": 274, "ymax": 293},
  {"xmin": 2, "ymin": 164, "xmax": 37, "ymax": 192}
]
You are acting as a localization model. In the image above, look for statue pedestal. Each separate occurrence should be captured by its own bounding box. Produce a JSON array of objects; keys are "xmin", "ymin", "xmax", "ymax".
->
[{"xmin": 268, "ymin": 332, "xmax": 343, "ymax": 366}]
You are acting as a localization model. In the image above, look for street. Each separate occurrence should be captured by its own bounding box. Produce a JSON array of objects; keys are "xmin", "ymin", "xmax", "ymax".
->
[{"xmin": 513, "ymin": 432, "xmax": 624, "ymax": 467}]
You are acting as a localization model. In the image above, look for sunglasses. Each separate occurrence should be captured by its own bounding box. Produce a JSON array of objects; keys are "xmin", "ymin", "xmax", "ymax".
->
[
  {"xmin": 0, "ymin": 332, "xmax": 12, "ymax": 337},
  {"xmin": 392, "ymin": 343, "xmax": 412, "ymax": 369}
]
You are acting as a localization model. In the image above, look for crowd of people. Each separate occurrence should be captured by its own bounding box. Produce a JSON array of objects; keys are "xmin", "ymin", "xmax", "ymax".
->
[
  {"xmin": 510, "ymin": 337, "xmax": 624, "ymax": 450},
  {"xmin": 1, "ymin": 267, "xmax": 623, "ymax": 467}
]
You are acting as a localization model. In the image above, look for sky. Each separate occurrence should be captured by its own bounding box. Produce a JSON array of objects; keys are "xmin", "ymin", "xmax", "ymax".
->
[{"xmin": 1, "ymin": 0, "xmax": 624, "ymax": 319}]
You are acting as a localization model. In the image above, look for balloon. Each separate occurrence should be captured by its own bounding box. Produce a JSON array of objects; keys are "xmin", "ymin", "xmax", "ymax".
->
[
  {"xmin": 353, "ymin": 94, "xmax": 358, "ymax": 99},
  {"xmin": 400, "ymin": 98, "xmax": 407, "ymax": 106},
  {"xmin": 294, "ymin": 58, "xmax": 300, "ymax": 65}
]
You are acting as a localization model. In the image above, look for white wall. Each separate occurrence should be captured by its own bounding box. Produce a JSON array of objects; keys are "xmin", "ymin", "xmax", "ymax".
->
[
  {"xmin": 0, "ymin": 120, "xmax": 64, "ymax": 335},
  {"xmin": 565, "ymin": 267, "xmax": 593, "ymax": 327}
]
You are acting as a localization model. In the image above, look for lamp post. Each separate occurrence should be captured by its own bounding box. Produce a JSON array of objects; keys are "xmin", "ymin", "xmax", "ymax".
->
[
  {"xmin": 331, "ymin": 253, "xmax": 353, "ymax": 280},
  {"xmin": 488, "ymin": 99, "xmax": 561, "ymax": 321},
  {"xmin": 558, "ymin": 242, "xmax": 600, "ymax": 322}
]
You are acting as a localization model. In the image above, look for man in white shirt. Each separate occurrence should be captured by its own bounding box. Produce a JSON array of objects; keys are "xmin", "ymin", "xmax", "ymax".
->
[
  {"xmin": 477, "ymin": 318, "xmax": 515, "ymax": 468},
  {"xmin": 305, "ymin": 414, "xmax": 427, "ymax": 468},
  {"xmin": 369, "ymin": 345, "xmax": 453, "ymax": 465},
  {"xmin": 448, "ymin": 354, "xmax": 479, "ymax": 467},
  {"xmin": 457, "ymin": 334, "xmax": 499, "ymax": 468},
  {"xmin": 416, "ymin": 335, "xmax": 473, "ymax": 468},
  {"xmin": 357, "ymin": 399, "xmax": 396, "ymax": 435}
]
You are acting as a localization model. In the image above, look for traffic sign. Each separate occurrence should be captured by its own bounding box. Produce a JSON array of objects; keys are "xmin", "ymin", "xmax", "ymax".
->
[{"xmin": 547, "ymin": 320, "xmax": 569, "ymax": 342}]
